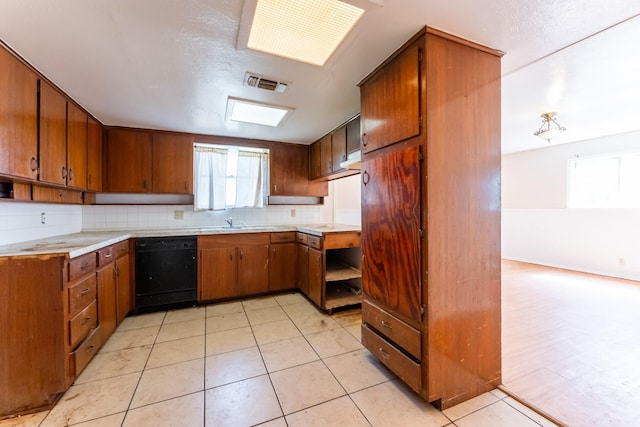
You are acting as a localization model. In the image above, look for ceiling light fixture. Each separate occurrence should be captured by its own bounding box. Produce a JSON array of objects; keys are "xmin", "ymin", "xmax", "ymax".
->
[
  {"xmin": 238, "ymin": 0, "xmax": 365, "ymax": 66},
  {"xmin": 226, "ymin": 97, "xmax": 294, "ymax": 127},
  {"xmin": 533, "ymin": 112, "xmax": 566, "ymax": 141}
]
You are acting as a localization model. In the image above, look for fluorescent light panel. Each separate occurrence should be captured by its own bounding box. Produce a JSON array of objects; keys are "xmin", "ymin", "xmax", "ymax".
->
[
  {"xmin": 246, "ymin": 0, "xmax": 364, "ymax": 66},
  {"xmin": 227, "ymin": 97, "xmax": 293, "ymax": 127}
]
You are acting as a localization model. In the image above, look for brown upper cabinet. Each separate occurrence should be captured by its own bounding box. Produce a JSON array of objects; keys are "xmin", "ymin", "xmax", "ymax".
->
[
  {"xmin": 87, "ymin": 117, "xmax": 103, "ymax": 192},
  {"xmin": 270, "ymin": 142, "xmax": 326, "ymax": 197},
  {"xmin": 0, "ymin": 46, "xmax": 38, "ymax": 181},
  {"xmin": 319, "ymin": 134, "xmax": 332, "ymax": 176},
  {"xmin": 105, "ymin": 129, "xmax": 194, "ymax": 194},
  {"xmin": 39, "ymin": 81, "xmax": 68, "ymax": 187},
  {"xmin": 331, "ymin": 126, "xmax": 346, "ymax": 173},
  {"xmin": 309, "ymin": 141, "xmax": 322, "ymax": 180},
  {"xmin": 360, "ymin": 41, "xmax": 421, "ymax": 153},
  {"xmin": 345, "ymin": 115, "xmax": 361, "ymax": 155},
  {"xmin": 66, "ymin": 102, "xmax": 88, "ymax": 190},
  {"xmin": 152, "ymin": 133, "xmax": 194, "ymax": 194}
]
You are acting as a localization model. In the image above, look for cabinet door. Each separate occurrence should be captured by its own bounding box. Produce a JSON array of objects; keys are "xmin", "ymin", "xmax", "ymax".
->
[
  {"xmin": 105, "ymin": 129, "xmax": 152, "ymax": 192},
  {"xmin": 269, "ymin": 243, "xmax": 296, "ymax": 291},
  {"xmin": 346, "ymin": 115, "xmax": 361, "ymax": 155},
  {"xmin": 309, "ymin": 140, "xmax": 322, "ymax": 179},
  {"xmin": 152, "ymin": 133, "xmax": 193, "ymax": 194},
  {"xmin": 308, "ymin": 247, "xmax": 323, "ymax": 307},
  {"xmin": 115, "ymin": 255, "xmax": 131, "ymax": 324},
  {"xmin": 361, "ymin": 145, "xmax": 422, "ymax": 324},
  {"xmin": 199, "ymin": 248, "xmax": 237, "ymax": 301},
  {"xmin": 360, "ymin": 40, "xmax": 421, "ymax": 153},
  {"xmin": 238, "ymin": 244, "xmax": 270, "ymax": 296},
  {"xmin": 87, "ymin": 117, "xmax": 103, "ymax": 192},
  {"xmin": 331, "ymin": 126, "xmax": 347, "ymax": 172},
  {"xmin": 270, "ymin": 143, "xmax": 312, "ymax": 196},
  {"xmin": 66, "ymin": 103, "xmax": 88, "ymax": 189},
  {"xmin": 296, "ymin": 244, "xmax": 309, "ymax": 295},
  {"xmin": 39, "ymin": 81, "xmax": 68, "ymax": 186},
  {"xmin": 97, "ymin": 265, "xmax": 116, "ymax": 346},
  {"xmin": 320, "ymin": 134, "xmax": 332, "ymax": 176},
  {"xmin": 0, "ymin": 47, "xmax": 38, "ymax": 180}
]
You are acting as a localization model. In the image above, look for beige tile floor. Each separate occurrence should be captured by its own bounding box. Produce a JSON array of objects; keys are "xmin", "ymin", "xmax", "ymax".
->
[{"xmin": 2, "ymin": 292, "xmax": 557, "ymax": 427}]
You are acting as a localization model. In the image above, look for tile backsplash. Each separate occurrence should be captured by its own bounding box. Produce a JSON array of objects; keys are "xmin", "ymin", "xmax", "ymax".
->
[
  {"xmin": 82, "ymin": 204, "xmax": 330, "ymax": 231},
  {"xmin": 0, "ymin": 202, "xmax": 83, "ymax": 245}
]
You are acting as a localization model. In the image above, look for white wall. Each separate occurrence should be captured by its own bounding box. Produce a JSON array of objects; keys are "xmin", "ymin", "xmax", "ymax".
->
[
  {"xmin": 502, "ymin": 130, "xmax": 640, "ymax": 280},
  {"xmin": 331, "ymin": 173, "xmax": 362, "ymax": 225}
]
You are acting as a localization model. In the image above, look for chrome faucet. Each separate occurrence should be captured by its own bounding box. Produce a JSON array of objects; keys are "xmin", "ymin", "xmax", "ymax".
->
[{"xmin": 225, "ymin": 217, "xmax": 233, "ymax": 228}]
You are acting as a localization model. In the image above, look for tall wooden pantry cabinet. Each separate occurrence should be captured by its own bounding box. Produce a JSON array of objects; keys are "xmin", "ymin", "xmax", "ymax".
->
[{"xmin": 359, "ymin": 26, "xmax": 503, "ymax": 409}]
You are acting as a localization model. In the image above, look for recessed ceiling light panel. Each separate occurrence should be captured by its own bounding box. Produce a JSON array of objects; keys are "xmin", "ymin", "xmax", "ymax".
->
[
  {"xmin": 240, "ymin": 0, "xmax": 365, "ymax": 66},
  {"xmin": 226, "ymin": 97, "xmax": 294, "ymax": 127}
]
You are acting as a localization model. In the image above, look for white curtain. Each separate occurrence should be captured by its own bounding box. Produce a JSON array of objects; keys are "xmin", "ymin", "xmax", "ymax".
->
[
  {"xmin": 194, "ymin": 146, "xmax": 228, "ymax": 211},
  {"xmin": 235, "ymin": 150, "xmax": 268, "ymax": 208},
  {"xmin": 194, "ymin": 145, "xmax": 269, "ymax": 210}
]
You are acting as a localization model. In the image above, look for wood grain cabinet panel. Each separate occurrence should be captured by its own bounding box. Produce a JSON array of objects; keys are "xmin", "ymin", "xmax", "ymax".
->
[
  {"xmin": 86, "ymin": 117, "xmax": 103, "ymax": 192},
  {"xmin": 105, "ymin": 129, "xmax": 152, "ymax": 192},
  {"xmin": 115, "ymin": 254, "xmax": 131, "ymax": 324},
  {"xmin": 307, "ymin": 247, "xmax": 323, "ymax": 307},
  {"xmin": 270, "ymin": 143, "xmax": 327, "ymax": 196},
  {"xmin": 345, "ymin": 115, "xmax": 361, "ymax": 155},
  {"xmin": 66, "ymin": 102, "xmax": 88, "ymax": 189},
  {"xmin": 269, "ymin": 242, "xmax": 296, "ymax": 291},
  {"xmin": 331, "ymin": 125, "xmax": 347, "ymax": 173},
  {"xmin": 0, "ymin": 46, "xmax": 38, "ymax": 180},
  {"xmin": 360, "ymin": 40, "xmax": 421, "ymax": 153},
  {"xmin": 309, "ymin": 139, "xmax": 322, "ymax": 180},
  {"xmin": 319, "ymin": 134, "xmax": 332, "ymax": 176},
  {"xmin": 39, "ymin": 81, "xmax": 68, "ymax": 186},
  {"xmin": 152, "ymin": 133, "xmax": 193, "ymax": 194},
  {"xmin": 199, "ymin": 247, "xmax": 238, "ymax": 301},
  {"xmin": 97, "ymin": 264, "xmax": 117, "ymax": 346}
]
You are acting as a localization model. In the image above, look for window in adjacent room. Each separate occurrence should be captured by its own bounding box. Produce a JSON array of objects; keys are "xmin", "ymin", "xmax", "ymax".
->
[
  {"xmin": 568, "ymin": 151, "xmax": 640, "ymax": 208},
  {"xmin": 194, "ymin": 143, "xmax": 269, "ymax": 210}
]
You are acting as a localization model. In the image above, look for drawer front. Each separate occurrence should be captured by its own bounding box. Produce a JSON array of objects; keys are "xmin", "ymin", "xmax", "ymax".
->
[
  {"xmin": 324, "ymin": 232, "xmax": 361, "ymax": 250},
  {"xmin": 68, "ymin": 253, "xmax": 97, "ymax": 281},
  {"xmin": 114, "ymin": 240, "xmax": 129, "ymax": 258},
  {"xmin": 362, "ymin": 324, "xmax": 421, "ymax": 393},
  {"xmin": 68, "ymin": 275, "xmax": 97, "ymax": 316},
  {"xmin": 296, "ymin": 232, "xmax": 309, "ymax": 245},
  {"xmin": 97, "ymin": 246, "xmax": 115, "ymax": 266},
  {"xmin": 73, "ymin": 326, "xmax": 101, "ymax": 376},
  {"xmin": 307, "ymin": 235, "xmax": 323, "ymax": 250},
  {"xmin": 69, "ymin": 300, "xmax": 97, "ymax": 348},
  {"xmin": 362, "ymin": 299, "xmax": 421, "ymax": 359},
  {"xmin": 271, "ymin": 232, "xmax": 296, "ymax": 243}
]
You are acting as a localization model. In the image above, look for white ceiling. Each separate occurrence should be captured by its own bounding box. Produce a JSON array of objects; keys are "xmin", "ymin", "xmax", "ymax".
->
[{"xmin": 2, "ymin": 1, "xmax": 640, "ymax": 154}]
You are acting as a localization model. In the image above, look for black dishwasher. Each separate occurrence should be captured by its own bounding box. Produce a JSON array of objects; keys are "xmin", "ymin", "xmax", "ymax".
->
[{"xmin": 135, "ymin": 236, "xmax": 197, "ymax": 313}]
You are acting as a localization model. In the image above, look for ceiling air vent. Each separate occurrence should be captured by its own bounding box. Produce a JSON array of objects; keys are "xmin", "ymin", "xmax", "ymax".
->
[{"xmin": 245, "ymin": 72, "xmax": 289, "ymax": 93}]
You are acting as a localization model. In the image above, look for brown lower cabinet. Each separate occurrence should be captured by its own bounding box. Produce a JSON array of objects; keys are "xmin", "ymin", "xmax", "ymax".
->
[
  {"xmin": 268, "ymin": 232, "xmax": 296, "ymax": 292},
  {"xmin": 0, "ymin": 240, "xmax": 131, "ymax": 417}
]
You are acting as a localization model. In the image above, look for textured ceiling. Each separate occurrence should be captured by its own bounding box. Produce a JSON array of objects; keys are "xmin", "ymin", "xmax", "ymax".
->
[{"xmin": 1, "ymin": 0, "xmax": 640, "ymax": 153}]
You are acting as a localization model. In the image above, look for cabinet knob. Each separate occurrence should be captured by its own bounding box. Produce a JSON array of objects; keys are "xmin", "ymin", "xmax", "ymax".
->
[
  {"xmin": 30, "ymin": 157, "xmax": 38, "ymax": 172},
  {"xmin": 62, "ymin": 166, "xmax": 68, "ymax": 179}
]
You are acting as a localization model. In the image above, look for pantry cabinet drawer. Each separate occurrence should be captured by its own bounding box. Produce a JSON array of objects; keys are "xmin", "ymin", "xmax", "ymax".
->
[
  {"xmin": 362, "ymin": 299, "xmax": 421, "ymax": 359},
  {"xmin": 69, "ymin": 301, "xmax": 97, "ymax": 348},
  {"xmin": 72, "ymin": 326, "xmax": 100, "ymax": 376},
  {"xmin": 362, "ymin": 324, "xmax": 421, "ymax": 393},
  {"xmin": 68, "ymin": 253, "xmax": 96, "ymax": 281},
  {"xmin": 68, "ymin": 275, "xmax": 97, "ymax": 316}
]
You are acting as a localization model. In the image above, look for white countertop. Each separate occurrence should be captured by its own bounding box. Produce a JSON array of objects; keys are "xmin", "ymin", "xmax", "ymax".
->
[{"xmin": 0, "ymin": 224, "xmax": 360, "ymax": 258}]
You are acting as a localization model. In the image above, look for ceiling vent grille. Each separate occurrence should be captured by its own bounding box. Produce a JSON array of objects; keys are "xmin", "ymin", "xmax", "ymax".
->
[{"xmin": 245, "ymin": 73, "xmax": 289, "ymax": 93}]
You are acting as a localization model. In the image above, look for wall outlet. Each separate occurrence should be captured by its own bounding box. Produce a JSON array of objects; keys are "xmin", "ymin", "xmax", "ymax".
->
[
  {"xmin": 174, "ymin": 210, "xmax": 184, "ymax": 220},
  {"xmin": 619, "ymin": 257, "xmax": 626, "ymax": 265},
  {"xmin": 290, "ymin": 209, "xmax": 296, "ymax": 217}
]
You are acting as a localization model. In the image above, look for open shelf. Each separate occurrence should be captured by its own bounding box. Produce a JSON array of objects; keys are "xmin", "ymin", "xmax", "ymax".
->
[
  {"xmin": 325, "ymin": 260, "xmax": 361, "ymax": 282},
  {"xmin": 325, "ymin": 281, "xmax": 361, "ymax": 312}
]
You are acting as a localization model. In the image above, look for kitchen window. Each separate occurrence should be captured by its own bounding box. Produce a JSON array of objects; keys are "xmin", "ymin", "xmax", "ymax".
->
[
  {"xmin": 194, "ymin": 143, "xmax": 269, "ymax": 210},
  {"xmin": 568, "ymin": 151, "xmax": 640, "ymax": 208}
]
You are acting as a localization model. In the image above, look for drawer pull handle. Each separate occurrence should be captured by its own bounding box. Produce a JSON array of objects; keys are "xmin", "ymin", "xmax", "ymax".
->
[
  {"xmin": 104, "ymin": 253, "xmax": 112, "ymax": 259},
  {"xmin": 379, "ymin": 347, "xmax": 391, "ymax": 360},
  {"xmin": 380, "ymin": 320, "xmax": 392, "ymax": 329},
  {"xmin": 82, "ymin": 316, "xmax": 92, "ymax": 325},
  {"xmin": 80, "ymin": 288, "xmax": 91, "ymax": 295},
  {"xmin": 86, "ymin": 345, "xmax": 95, "ymax": 353},
  {"xmin": 80, "ymin": 262, "xmax": 90, "ymax": 270}
]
